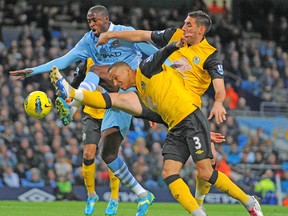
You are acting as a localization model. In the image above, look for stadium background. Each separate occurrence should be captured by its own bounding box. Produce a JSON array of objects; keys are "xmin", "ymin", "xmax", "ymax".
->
[{"xmin": 0, "ymin": 0, "xmax": 288, "ymax": 207}]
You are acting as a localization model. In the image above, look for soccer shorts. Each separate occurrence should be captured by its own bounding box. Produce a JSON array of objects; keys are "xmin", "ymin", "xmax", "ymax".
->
[
  {"xmin": 82, "ymin": 114, "xmax": 102, "ymax": 145},
  {"xmin": 101, "ymin": 88, "xmax": 135, "ymax": 138},
  {"xmin": 163, "ymin": 108, "xmax": 213, "ymax": 164}
]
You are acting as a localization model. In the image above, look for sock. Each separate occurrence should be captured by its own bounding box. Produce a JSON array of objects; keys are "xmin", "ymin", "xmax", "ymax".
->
[
  {"xmin": 165, "ymin": 175, "xmax": 200, "ymax": 213},
  {"xmin": 82, "ymin": 160, "xmax": 96, "ymax": 196},
  {"xmin": 79, "ymin": 72, "xmax": 100, "ymax": 91},
  {"xmin": 209, "ymin": 170, "xmax": 249, "ymax": 205},
  {"xmin": 243, "ymin": 196, "xmax": 255, "ymax": 210},
  {"xmin": 108, "ymin": 168, "xmax": 120, "ymax": 201},
  {"xmin": 107, "ymin": 156, "xmax": 146, "ymax": 196},
  {"xmin": 68, "ymin": 72, "xmax": 100, "ymax": 113},
  {"xmin": 69, "ymin": 100, "xmax": 82, "ymax": 116},
  {"xmin": 81, "ymin": 90, "xmax": 109, "ymax": 108},
  {"xmin": 195, "ymin": 175, "xmax": 211, "ymax": 205}
]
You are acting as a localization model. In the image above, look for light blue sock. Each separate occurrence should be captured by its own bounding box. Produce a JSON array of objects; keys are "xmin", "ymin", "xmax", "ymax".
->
[
  {"xmin": 79, "ymin": 72, "xmax": 100, "ymax": 91},
  {"xmin": 107, "ymin": 156, "xmax": 146, "ymax": 196}
]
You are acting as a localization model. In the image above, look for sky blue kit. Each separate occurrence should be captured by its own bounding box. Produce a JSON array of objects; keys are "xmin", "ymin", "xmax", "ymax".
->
[{"xmin": 27, "ymin": 22, "xmax": 158, "ymax": 137}]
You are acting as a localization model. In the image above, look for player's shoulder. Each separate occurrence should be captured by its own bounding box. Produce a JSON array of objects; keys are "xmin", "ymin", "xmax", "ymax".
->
[
  {"xmin": 201, "ymin": 37, "xmax": 217, "ymax": 52},
  {"xmin": 81, "ymin": 31, "xmax": 95, "ymax": 41},
  {"xmin": 153, "ymin": 27, "xmax": 179, "ymax": 35},
  {"xmin": 112, "ymin": 23, "xmax": 135, "ymax": 31}
]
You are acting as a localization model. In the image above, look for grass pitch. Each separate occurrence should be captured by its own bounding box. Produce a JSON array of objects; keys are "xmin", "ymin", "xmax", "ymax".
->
[{"xmin": 0, "ymin": 201, "xmax": 287, "ymax": 216}]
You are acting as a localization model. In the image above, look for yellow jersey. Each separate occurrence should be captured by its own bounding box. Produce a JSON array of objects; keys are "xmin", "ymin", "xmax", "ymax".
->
[
  {"xmin": 136, "ymin": 42, "xmax": 201, "ymax": 130},
  {"xmin": 151, "ymin": 28, "xmax": 224, "ymax": 106}
]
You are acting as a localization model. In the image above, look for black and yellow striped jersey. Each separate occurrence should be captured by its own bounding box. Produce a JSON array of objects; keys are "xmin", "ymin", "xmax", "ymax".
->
[{"xmin": 136, "ymin": 42, "xmax": 201, "ymax": 130}]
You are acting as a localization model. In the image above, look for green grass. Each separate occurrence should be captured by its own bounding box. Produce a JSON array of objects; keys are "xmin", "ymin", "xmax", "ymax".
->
[{"xmin": 0, "ymin": 201, "xmax": 287, "ymax": 216}]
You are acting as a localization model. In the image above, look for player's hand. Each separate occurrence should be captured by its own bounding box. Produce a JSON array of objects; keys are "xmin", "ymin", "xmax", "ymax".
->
[
  {"xmin": 149, "ymin": 121, "xmax": 158, "ymax": 130},
  {"xmin": 96, "ymin": 32, "xmax": 110, "ymax": 46},
  {"xmin": 208, "ymin": 101, "xmax": 227, "ymax": 124},
  {"xmin": 210, "ymin": 132, "xmax": 225, "ymax": 143},
  {"xmin": 9, "ymin": 69, "xmax": 33, "ymax": 80},
  {"xmin": 176, "ymin": 36, "xmax": 186, "ymax": 48}
]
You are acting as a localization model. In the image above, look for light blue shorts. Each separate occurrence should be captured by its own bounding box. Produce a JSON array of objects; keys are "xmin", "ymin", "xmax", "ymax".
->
[{"xmin": 101, "ymin": 87, "xmax": 135, "ymax": 138}]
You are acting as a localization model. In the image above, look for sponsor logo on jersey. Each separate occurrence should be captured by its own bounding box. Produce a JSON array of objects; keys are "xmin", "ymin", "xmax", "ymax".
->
[
  {"xmin": 95, "ymin": 52, "xmax": 122, "ymax": 59},
  {"xmin": 193, "ymin": 56, "xmax": 200, "ymax": 64},
  {"xmin": 112, "ymin": 39, "xmax": 120, "ymax": 48},
  {"xmin": 217, "ymin": 64, "xmax": 224, "ymax": 75},
  {"xmin": 18, "ymin": 188, "xmax": 55, "ymax": 202}
]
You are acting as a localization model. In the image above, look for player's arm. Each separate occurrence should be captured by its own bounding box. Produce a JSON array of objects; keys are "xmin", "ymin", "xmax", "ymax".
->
[
  {"xmin": 97, "ymin": 30, "xmax": 153, "ymax": 46},
  {"xmin": 97, "ymin": 27, "xmax": 177, "ymax": 48},
  {"xmin": 10, "ymin": 38, "xmax": 89, "ymax": 79},
  {"xmin": 140, "ymin": 40, "xmax": 185, "ymax": 78},
  {"xmin": 70, "ymin": 60, "xmax": 87, "ymax": 88},
  {"xmin": 10, "ymin": 49, "xmax": 81, "ymax": 79},
  {"xmin": 205, "ymin": 50, "xmax": 227, "ymax": 124}
]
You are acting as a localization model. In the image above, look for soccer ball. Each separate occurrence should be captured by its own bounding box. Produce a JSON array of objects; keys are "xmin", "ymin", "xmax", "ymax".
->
[{"xmin": 24, "ymin": 91, "xmax": 52, "ymax": 119}]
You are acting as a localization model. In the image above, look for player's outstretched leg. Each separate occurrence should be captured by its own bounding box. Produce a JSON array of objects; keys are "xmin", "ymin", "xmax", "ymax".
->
[
  {"xmin": 84, "ymin": 195, "xmax": 99, "ymax": 216},
  {"xmin": 248, "ymin": 196, "xmax": 264, "ymax": 216},
  {"xmin": 55, "ymin": 97, "xmax": 73, "ymax": 126},
  {"xmin": 49, "ymin": 66, "xmax": 72, "ymax": 99},
  {"xmin": 105, "ymin": 199, "xmax": 119, "ymax": 216},
  {"xmin": 136, "ymin": 191, "xmax": 155, "ymax": 216}
]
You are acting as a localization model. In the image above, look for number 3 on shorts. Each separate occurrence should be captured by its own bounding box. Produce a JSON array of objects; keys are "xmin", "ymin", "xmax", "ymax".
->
[{"xmin": 193, "ymin": 136, "xmax": 202, "ymax": 149}]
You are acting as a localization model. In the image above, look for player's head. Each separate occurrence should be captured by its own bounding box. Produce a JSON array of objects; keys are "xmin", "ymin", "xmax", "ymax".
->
[
  {"xmin": 108, "ymin": 62, "xmax": 136, "ymax": 90},
  {"xmin": 87, "ymin": 5, "xmax": 110, "ymax": 37},
  {"xmin": 182, "ymin": 10, "xmax": 212, "ymax": 45}
]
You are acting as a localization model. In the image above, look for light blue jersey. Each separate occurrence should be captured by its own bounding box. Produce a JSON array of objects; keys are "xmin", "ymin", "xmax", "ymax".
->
[
  {"xmin": 26, "ymin": 22, "xmax": 158, "ymax": 138},
  {"xmin": 27, "ymin": 22, "xmax": 157, "ymax": 74}
]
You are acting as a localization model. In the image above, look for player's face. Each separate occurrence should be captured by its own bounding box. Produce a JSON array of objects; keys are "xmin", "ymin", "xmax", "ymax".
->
[
  {"xmin": 181, "ymin": 16, "xmax": 205, "ymax": 45},
  {"xmin": 87, "ymin": 12, "xmax": 109, "ymax": 37},
  {"xmin": 109, "ymin": 66, "xmax": 135, "ymax": 90}
]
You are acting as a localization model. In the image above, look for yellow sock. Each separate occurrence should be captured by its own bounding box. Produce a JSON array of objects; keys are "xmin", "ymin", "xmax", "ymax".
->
[
  {"xmin": 168, "ymin": 178, "xmax": 200, "ymax": 213},
  {"xmin": 70, "ymin": 88, "xmax": 75, "ymax": 98},
  {"xmin": 82, "ymin": 90, "xmax": 108, "ymax": 109},
  {"xmin": 214, "ymin": 171, "xmax": 249, "ymax": 204},
  {"xmin": 108, "ymin": 169, "xmax": 120, "ymax": 200},
  {"xmin": 82, "ymin": 162, "xmax": 96, "ymax": 194},
  {"xmin": 195, "ymin": 175, "xmax": 211, "ymax": 205}
]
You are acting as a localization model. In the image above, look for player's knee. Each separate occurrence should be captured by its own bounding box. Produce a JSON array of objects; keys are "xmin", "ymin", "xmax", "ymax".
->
[
  {"xmin": 197, "ymin": 168, "xmax": 213, "ymax": 181},
  {"xmin": 162, "ymin": 166, "xmax": 174, "ymax": 179},
  {"xmin": 83, "ymin": 151, "xmax": 95, "ymax": 160},
  {"xmin": 83, "ymin": 144, "xmax": 96, "ymax": 160},
  {"xmin": 90, "ymin": 65, "xmax": 108, "ymax": 77},
  {"xmin": 100, "ymin": 150, "xmax": 117, "ymax": 164},
  {"xmin": 89, "ymin": 65, "xmax": 100, "ymax": 73}
]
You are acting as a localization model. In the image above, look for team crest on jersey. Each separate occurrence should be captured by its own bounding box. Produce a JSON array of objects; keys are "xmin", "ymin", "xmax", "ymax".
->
[
  {"xmin": 193, "ymin": 56, "xmax": 200, "ymax": 64},
  {"xmin": 141, "ymin": 81, "xmax": 146, "ymax": 90},
  {"xmin": 112, "ymin": 39, "xmax": 120, "ymax": 47},
  {"xmin": 217, "ymin": 64, "xmax": 224, "ymax": 75}
]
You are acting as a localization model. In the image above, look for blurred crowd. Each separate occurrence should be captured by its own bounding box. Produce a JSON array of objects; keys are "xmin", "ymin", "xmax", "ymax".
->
[{"xmin": 0, "ymin": 0, "xmax": 288, "ymax": 204}]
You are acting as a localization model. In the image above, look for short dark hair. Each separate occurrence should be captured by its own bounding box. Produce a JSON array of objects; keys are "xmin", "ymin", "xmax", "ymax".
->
[
  {"xmin": 108, "ymin": 61, "xmax": 130, "ymax": 73},
  {"xmin": 88, "ymin": 5, "xmax": 109, "ymax": 17},
  {"xmin": 188, "ymin": 10, "xmax": 212, "ymax": 34}
]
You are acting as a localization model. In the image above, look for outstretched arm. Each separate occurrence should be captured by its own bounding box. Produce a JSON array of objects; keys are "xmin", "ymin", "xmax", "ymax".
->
[
  {"xmin": 10, "ymin": 51, "xmax": 80, "ymax": 79},
  {"xmin": 97, "ymin": 30, "xmax": 153, "ymax": 46}
]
